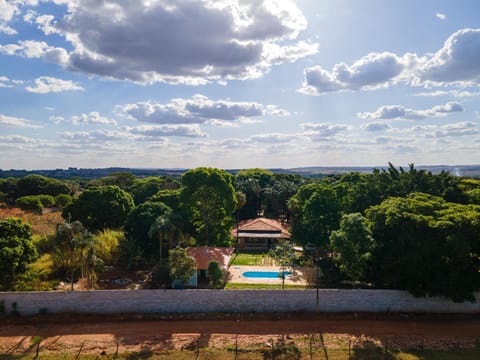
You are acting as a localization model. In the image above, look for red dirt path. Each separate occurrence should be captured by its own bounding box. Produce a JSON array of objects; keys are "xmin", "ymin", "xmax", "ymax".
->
[{"xmin": 0, "ymin": 314, "xmax": 479, "ymax": 355}]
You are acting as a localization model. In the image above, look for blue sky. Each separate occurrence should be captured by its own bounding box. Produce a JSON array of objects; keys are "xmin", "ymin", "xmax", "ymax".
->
[{"xmin": 0, "ymin": 0, "xmax": 479, "ymax": 170}]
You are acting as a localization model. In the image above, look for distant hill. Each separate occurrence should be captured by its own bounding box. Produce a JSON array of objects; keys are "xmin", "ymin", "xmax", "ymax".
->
[{"xmin": 1, "ymin": 165, "xmax": 479, "ymax": 179}]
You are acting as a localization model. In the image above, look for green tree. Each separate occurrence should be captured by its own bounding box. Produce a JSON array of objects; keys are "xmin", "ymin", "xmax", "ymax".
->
[
  {"xmin": 330, "ymin": 213, "xmax": 375, "ymax": 282},
  {"xmin": 128, "ymin": 176, "xmax": 180, "ymax": 204},
  {"xmin": 366, "ymin": 193, "xmax": 480, "ymax": 302},
  {"xmin": 207, "ymin": 260, "xmax": 224, "ymax": 289},
  {"xmin": 124, "ymin": 201, "xmax": 172, "ymax": 263},
  {"xmin": 55, "ymin": 193, "xmax": 72, "ymax": 208},
  {"xmin": 15, "ymin": 174, "xmax": 70, "ymax": 198},
  {"xmin": 0, "ymin": 218, "xmax": 38, "ymax": 290},
  {"xmin": 181, "ymin": 167, "xmax": 237, "ymax": 246},
  {"xmin": 62, "ymin": 185, "xmax": 134, "ymax": 231},
  {"xmin": 15, "ymin": 195, "xmax": 44, "ymax": 214},
  {"xmin": 168, "ymin": 247, "xmax": 195, "ymax": 288},
  {"xmin": 268, "ymin": 240, "xmax": 295, "ymax": 289},
  {"xmin": 148, "ymin": 210, "xmax": 184, "ymax": 262},
  {"xmin": 289, "ymin": 183, "xmax": 342, "ymax": 250}
]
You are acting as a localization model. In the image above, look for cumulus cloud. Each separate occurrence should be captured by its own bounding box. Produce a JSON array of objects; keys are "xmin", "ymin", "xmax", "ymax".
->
[
  {"xmin": 71, "ymin": 112, "xmax": 117, "ymax": 125},
  {"xmin": 358, "ymin": 101, "xmax": 463, "ymax": 120},
  {"xmin": 301, "ymin": 28, "xmax": 480, "ymax": 94},
  {"xmin": 418, "ymin": 29, "xmax": 480, "ymax": 86},
  {"xmin": 361, "ymin": 122, "xmax": 391, "ymax": 132},
  {"xmin": 299, "ymin": 52, "xmax": 413, "ymax": 94},
  {"xmin": 128, "ymin": 124, "xmax": 207, "ymax": 138},
  {"xmin": 301, "ymin": 122, "xmax": 349, "ymax": 140},
  {"xmin": 0, "ymin": 40, "xmax": 69, "ymax": 65},
  {"xmin": 0, "ymin": 134, "xmax": 38, "ymax": 144},
  {"xmin": 117, "ymin": 94, "xmax": 288, "ymax": 125},
  {"xmin": 249, "ymin": 133, "xmax": 296, "ymax": 143},
  {"xmin": 25, "ymin": 76, "xmax": 83, "ymax": 93},
  {"xmin": 432, "ymin": 122, "xmax": 478, "ymax": 138},
  {"xmin": 436, "ymin": 13, "xmax": 446, "ymax": 20},
  {"xmin": 0, "ymin": 114, "xmax": 42, "ymax": 128},
  {"xmin": 10, "ymin": 0, "xmax": 313, "ymax": 84},
  {"xmin": 61, "ymin": 130, "xmax": 134, "ymax": 142},
  {"xmin": 0, "ymin": 76, "xmax": 13, "ymax": 88}
]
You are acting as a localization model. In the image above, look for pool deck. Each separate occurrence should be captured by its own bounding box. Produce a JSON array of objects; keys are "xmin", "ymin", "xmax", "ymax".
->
[{"xmin": 227, "ymin": 265, "xmax": 309, "ymax": 286}]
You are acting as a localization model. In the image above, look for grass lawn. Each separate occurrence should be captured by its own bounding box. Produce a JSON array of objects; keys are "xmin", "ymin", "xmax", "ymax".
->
[
  {"xmin": 224, "ymin": 282, "xmax": 307, "ymax": 289},
  {"xmin": 230, "ymin": 252, "xmax": 274, "ymax": 266}
]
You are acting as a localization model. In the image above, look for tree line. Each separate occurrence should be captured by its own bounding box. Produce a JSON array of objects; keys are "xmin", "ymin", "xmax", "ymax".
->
[{"xmin": 1, "ymin": 164, "xmax": 480, "ymax": 301}]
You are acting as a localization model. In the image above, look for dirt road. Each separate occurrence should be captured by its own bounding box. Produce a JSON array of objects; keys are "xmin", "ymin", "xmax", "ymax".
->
[{"xmin": 1, "ymin": 314, "xmax": 479, "ymax": 355}]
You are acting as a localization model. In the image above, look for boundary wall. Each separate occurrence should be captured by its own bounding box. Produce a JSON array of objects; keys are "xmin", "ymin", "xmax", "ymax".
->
[{"xmin": 1, "ymin": 290, "xmax": 479, "ymax": 316}]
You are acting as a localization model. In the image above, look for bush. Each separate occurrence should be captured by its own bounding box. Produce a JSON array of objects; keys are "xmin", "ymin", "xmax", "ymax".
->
[
  {"xmin": 94, "ymin": 229, "xmax": 125, "ymax": 264},
  {"xmin": 36, "ymin": 194, "xmax": 55, "ymax": 207},
  {"xmin": 15, "ymin": 196, "xmax": 43, "ymax": 214},
  {"xmin": 55, "ymin": 193, "xmax": 72, "ymax": 208}
]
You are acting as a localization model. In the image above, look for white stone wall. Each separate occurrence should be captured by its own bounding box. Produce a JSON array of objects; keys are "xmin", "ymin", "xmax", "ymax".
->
[{"xmin": 1, "ymin": 289, "xmax": 479, "ymax": 316}]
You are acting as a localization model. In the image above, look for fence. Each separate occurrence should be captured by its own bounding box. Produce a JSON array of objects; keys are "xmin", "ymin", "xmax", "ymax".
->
[{"xmin": 1, "ymin": 289, "xmax": 479, "ymax": 316}]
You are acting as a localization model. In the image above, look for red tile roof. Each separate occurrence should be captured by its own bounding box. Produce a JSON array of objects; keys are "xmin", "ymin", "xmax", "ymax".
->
[
  {"xmin": 186, "ymin": 247, "xmax": 235, "ymax": 270},
  {"xmin": 233, "ymin": 218, "xmax": 291, "ymax": 239}
]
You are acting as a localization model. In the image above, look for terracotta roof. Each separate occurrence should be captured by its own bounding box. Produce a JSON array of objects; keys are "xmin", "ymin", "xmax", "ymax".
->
[
  {"xmin": 186, "ymin": 247, "xmax": 235, "ymax": 270},
  {"xmin": 232, "ymin": 218, "xmax": 291, "ymax": 239}
]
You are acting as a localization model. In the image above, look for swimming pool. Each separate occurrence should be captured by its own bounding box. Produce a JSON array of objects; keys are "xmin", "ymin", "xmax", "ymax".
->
[{"xmin": 242, "ymin": 271, "xmax": 292, "ymax": 279}]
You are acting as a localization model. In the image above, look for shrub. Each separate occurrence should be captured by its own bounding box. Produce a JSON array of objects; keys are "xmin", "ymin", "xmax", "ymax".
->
[
  {"xmin": 55, "ymin": 193, "xmax": 72, "ymax": 208},
  {"xmin": 15, "ymin": 196, "xmax": 43, "ymax": 214},
  {"xmin": 36, "ymin": 195, "xmax": 55, "ymax": 208},
  {"xmin": 94, "ymin": 229, "xmax": 125, "ymax": 264}
]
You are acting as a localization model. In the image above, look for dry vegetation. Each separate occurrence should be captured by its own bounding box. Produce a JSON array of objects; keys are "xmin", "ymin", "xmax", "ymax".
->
[{"xmin": 0, "ymin": 207, "xmax": 62, "ymax": 236}]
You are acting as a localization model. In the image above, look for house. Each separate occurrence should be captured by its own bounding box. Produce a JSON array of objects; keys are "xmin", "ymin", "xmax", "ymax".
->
[
  {"xmin": 232, "ymin": 217, "xmax": 291, "ymax": 250},
  {"xmin": 185, "ymin": 246, "xmax": 235, "ymax": 287}
]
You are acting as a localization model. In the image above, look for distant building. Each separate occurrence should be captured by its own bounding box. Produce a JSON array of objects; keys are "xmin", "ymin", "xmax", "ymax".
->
[{"xmin": 232, "ymin": 218, "xmax": 291, "ymax": 250}]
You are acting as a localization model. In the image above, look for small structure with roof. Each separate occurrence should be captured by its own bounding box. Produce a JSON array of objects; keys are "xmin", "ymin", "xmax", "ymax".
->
[
  {"xmin": 232, "ymin": 218, "xmax": 291, "ymax": 250},
  {"xmin": 186, "ymin": 246, "xmax": 234, "ymax": 287}
]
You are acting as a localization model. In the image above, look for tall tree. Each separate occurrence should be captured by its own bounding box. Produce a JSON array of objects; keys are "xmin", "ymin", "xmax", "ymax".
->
[
  {"xmin": 124, "ymin": 201, "xmax": 172, "ymax": 263},
  {"xmin": 0, "ymin": 218, "xmax": 37, "ymax": 290},
  {"xmin": 289, "ymin": 183, "xmax": 342, "ymax": 250},
  {"xmin": 62, "ymin": 185, "xmax": 134, "ymax": 232},
  {"xmin": 181, "ymin": 167, "xmax": 237, "ymax": 246},
  {"xmin": 330, "ymin": 213, "xmax": 375, "ymax": 282},
  {"xmin": 268, "ymin": 240, "xmax": 295, "ymax": 289},
  {"xmin": 366, "ymin": 192, "xmax": 480, "ymax": 302},
  {"xmin": 168, "ymin": 247, "xmax": 196, "ymax": 288}
]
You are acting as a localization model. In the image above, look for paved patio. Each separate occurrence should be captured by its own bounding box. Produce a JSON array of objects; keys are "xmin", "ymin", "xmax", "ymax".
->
[{"xmin": 227, "ymin": 265, "xmax": 310, "ymax": 286}]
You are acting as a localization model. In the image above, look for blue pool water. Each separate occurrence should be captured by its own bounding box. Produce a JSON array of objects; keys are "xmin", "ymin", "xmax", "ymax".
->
[{"xmin": 242, "ymin": 271, "xmax": 292, "ymax": 279}]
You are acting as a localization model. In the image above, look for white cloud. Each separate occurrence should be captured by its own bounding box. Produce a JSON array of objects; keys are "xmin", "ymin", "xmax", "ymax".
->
[
  {"xmin": 432, "ymin": 122, "xmax": 478, "ymax": 138},
  {"xmin": 301, "ymin": 122, "xmax": 350, "ymax": 140},
  {"xmin": 117, "ymin": 94, "xmax": 288, "ymax": 125},
  {"xmin": 414, "ymin": 90, "xmax": 480, "ymax": 98},
  {"xmin": 0, "ymin": 75, "xmax": 13, "ymax": 88},
  {"xmin": 301, "ymin": 28, "xmax": 480, "ymax": 94},
  {"xmin": 128, "ymin": 124, "xmax": 207, "ymax": 138},
  {"xmin": 0, "ymin": 114, "xmax": 42, "ymax": 128},
  {"xmin": 71, "ymin": 112, "xmax": 116, "ymax": 126},
  {"xmin": 61, "ymin": 130, "xmax": 134, "ymax": 142},
  {"xmin": 361, "ymin": 122, "xmax": 391, "ymax": 132},
  {"xmin": 0, "ymin": 23, "xmax": 17, "ymax": 34},
  {"xmin": 0, "ymin": 40, "xmax": 69, "ymax": 65},
  {"xmin": 0, "ymin": 134, "xmax": 38, "ymax": 144},
  {"xmin": 25, "ymin": 76, "xmax": 83, "ymax": 93},
  {"xmin": 436, "ymin": 13, "xmax": 446, "ymax": 20},
  {"xmin": 418, "ymin": 28, "xmax": 480, "ymax": 86},
  {"xmin": 358, "ymin": 101, "xmax": 463, "ymax": 120},
  {"xmin": 9, "ymin": 0, "xmax": 311, "ymax": 85},
  {"xmin": 249, "ymin": 133, "xmax": 296, "ymax": 143},
  {"xmin": 299, "ymin": 52, "xmax": 414, "ymax": 95}
]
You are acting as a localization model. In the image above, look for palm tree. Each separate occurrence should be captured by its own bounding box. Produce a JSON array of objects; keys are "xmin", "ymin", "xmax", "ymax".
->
[{"xmin": 148, "ymin": 211, "xmax": 184, "ymax": 263}]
